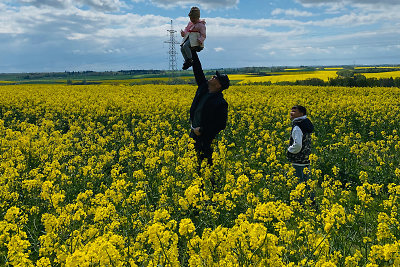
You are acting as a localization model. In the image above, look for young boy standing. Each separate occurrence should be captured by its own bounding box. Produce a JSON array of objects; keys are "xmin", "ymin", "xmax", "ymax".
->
[{"xmin": 287, "ymin": 105, "xmax": 314, "ymax": 181}]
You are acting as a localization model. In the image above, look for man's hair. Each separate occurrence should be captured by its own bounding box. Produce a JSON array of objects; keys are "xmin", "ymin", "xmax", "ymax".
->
[{"xmin": 292, "ymin": 105, "xmax": 307, "ymax": 115}]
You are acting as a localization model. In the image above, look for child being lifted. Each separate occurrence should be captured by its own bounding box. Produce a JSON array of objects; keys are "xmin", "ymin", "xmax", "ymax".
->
[{"xmin": 180, "ymin": 7, "xmax": 206, "ymax": 70}]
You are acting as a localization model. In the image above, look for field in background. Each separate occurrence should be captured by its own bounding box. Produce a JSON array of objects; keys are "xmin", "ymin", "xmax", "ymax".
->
[
  {"xmin": 355, "ymin": 66, "xmax": 400, "ymax": 69},
  {"xmin": 1, "ymin": 65, "xmax": 400, "ymax": 86},
  {"xmin": 236, "ymin": 71, "xmax": 339, "ymax": 84},
  {"xmin": 362, "ymin": 71, "xmax": 400, "ymax": 79}
]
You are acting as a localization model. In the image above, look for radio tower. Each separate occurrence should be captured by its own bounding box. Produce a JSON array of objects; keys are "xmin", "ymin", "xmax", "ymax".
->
[{"xmin": 164, "ymin": 20, "xmax": 180, "ymax": 72}]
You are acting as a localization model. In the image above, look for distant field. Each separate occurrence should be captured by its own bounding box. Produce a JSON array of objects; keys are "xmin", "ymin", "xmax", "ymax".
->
[
  {"xmin": 236, "ymin": 70, "xmax": 400, "ymax": 84},
  {"xmin": 284, "ymin": 68, "xmax": 303, "ymax": 71},
  {"xmin": 362, "ymin": 70, "xmax": 400, "ymax": 79},
  {"xmin": 237, "ymin": 71, "xmax": 338, "ymax": 84},
  {"xmin": 1, "ymin": 66, "xmax": 400, "ymax": 85},
  {"xmin": 101, "ymin": 77, "xmax": 170, "ymax": 84},
  {"xmin": 94, "ymin": 70, "xmax": 400, "ymax": 85},
  {"xmin": 355, "ymin": 66, "xmax": 400, "ymax": 69},
  {"xmin": 323, "ymin": 67, "xmax": 344, "ymax": 70}
]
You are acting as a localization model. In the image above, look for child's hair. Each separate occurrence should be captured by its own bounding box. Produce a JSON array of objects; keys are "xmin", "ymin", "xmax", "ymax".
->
[
  {"xmin": 292, "ymin": 105, "xmax": 307, "ymax": 115},
  {"xmin": 188, "ymin": 7, "xmax": 200, "ymax": 19}
]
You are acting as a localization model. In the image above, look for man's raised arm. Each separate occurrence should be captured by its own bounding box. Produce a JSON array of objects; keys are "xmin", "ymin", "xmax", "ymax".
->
[{"xmin": 192, "ymin": 51, "xmax": 207, "ymax": 86}]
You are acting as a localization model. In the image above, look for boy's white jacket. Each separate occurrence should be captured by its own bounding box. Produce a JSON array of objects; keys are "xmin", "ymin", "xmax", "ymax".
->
[{"xmin": 288, "ymin": 115, "xmax": 307, "ymax": 154}]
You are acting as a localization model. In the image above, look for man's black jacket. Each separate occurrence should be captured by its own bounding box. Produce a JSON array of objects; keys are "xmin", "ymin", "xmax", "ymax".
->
[{"xmin": 189, "ymin": 52, "xmax": 228, "ymax": 143}]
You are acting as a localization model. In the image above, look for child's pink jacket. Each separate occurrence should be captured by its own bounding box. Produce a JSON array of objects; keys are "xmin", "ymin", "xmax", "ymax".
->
[{"xmin": 183, "ymin": 20, "xmax": 206, "ymax": 44}]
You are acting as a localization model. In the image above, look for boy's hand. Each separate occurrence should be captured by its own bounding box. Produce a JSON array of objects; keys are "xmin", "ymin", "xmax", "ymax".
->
[
  {"xmin": 193, "ymin": 127, "xmax": 202, "ymax": 136},
  {"xmin": 180, "ymin": 30, "xmax": 185, "ymax": 37}
]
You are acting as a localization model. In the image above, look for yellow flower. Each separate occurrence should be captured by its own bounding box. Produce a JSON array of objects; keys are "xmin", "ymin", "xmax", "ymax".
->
[
  {"xmin": 359, "ymin": 171, "xmax": 368, "ymax": 183},
  {"xmin": 153, "ymin": 208, "xmax": 171, "ymax": 222},
  {"xmin": 179, "ymin": 218, "xmax": 195, "ymax": 236},
  {"xmin": 395, "ymin": 168, "xmax": 400, "ymax": 178},
  {"xmin": 332, "ymin": 166, "xmax": 340, "ymax": 176}
]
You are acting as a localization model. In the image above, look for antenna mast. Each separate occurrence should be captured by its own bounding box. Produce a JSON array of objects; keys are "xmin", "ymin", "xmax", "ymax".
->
[{"xmin": 164, "ymin": 20, "xmax": 180, "ymax": 73}]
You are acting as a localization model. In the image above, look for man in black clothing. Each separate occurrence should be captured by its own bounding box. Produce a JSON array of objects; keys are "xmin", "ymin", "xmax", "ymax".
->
[{"xmin": 189, "ymin": 51, "xmax": 229, "ymax": 167}]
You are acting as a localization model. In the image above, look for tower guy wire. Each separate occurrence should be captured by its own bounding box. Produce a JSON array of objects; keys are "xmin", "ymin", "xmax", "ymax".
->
[{"xmin": 164, "ymin": 20, "xmax": 180, "ymax": 74}]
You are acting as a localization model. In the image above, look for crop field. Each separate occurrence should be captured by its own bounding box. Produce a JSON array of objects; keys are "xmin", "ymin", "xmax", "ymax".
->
[
  {"xmin": 355, "ymin": 67, "xmax": 400, "ymax": 70},
  {"xmin": 1, "ymin": 84, "xmax": 400, "ymax": 266},
  {"xmin": 236, "ymin": 71, "xmax": 339, "ymax": 84},
  {"xmin": 362, "ymin": 71, "xmax": 400, "ymax": 79},
  {"xmin": 235, "ymin": 70, "xmax": 400, "ymax": 85},
  {"xmin": 1, "ymin": 67, "xmax": 400, "ymax": 86}
]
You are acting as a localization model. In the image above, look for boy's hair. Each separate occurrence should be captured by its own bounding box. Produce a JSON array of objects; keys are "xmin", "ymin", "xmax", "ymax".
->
[{"xmin": 292, "ymin": 105, "xmax": 307, "ymax": 115}]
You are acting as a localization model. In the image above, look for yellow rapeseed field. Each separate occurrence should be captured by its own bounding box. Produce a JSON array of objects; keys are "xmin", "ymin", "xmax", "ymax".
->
[
  {"xmin": 227, "ymin": 74, "xmax": 256, "ymax": 81},
  {"xmin": 323, "ymin": 67, "xmax": 344, "ymax": 70},
  {"xmin": 231, "ymin": 69, "xmax": 400, "ymax": 85},
  {"xmin": 355, "ymin": 66, "xmax": 400, "ymax": 69},
  {"xmin": 1, "ymin": 84, "xmax": 400, "ymax": 266},
  {"xmin": 238, "ymin": 71, "xmax": 338, "ymax": 84},
  {"xmin": 362, "ymin": 71, "xmax": 400, "ymax": 79}
]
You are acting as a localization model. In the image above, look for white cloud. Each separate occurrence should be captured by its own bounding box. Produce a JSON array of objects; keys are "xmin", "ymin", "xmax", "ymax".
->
[
  {"xmin": 271, "ymin": 8, "xmax": 313, "ymax": 17},
  {"xmin": 17, "ymin": 0, "xmax": 68, "ymax": 8},
  {"xmin": 78, "ymin": 0, "xmax": 126, "ymax": 11},
  {"xmin": 103, "ymin": 48, "xmax": 126, "ymax": 53},
  {"xmin": 289, "ymin": 46, "xmax": 333, "ymax": 56},
  {"xmin": 0, "ymin": 0, "xmax": 399, "ymax": 71},
  {"xmin": 16, "ymin": 0, "xmax": 126, "ymax": 11},
  {"xmin": 296, "ymin": 0, "xmax": 400, "ymax": 14},
  {"xmin": 150, "ymin": 0, "xmax": 239, "ymax": 10},
  {"xmin": 307, "ymin": 10, "xmax": 400, "ymax": 27},
  {"xmin": 297, "ymin": 0, "xmax": 400, "ymax": 5},
  {"xmin": 260, "ymin": 24, "xmax": 400, "ymax": 62}
]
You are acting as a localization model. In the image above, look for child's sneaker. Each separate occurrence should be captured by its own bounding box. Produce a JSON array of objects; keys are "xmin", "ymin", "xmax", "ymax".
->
[{"xmin": 182, "ymin": 59, "xmax": 193, "ymax": 70}]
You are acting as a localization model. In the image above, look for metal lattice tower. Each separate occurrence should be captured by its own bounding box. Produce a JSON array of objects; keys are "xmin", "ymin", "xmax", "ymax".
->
[{"xmin": 164, "ymin": 20, "xmax": 180, "ymax": 72}]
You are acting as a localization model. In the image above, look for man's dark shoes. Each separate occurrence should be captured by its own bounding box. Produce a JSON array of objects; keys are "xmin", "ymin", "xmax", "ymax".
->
[{"xmin": 182, "ymin": 59, "xmax": 193, "ymax": 70}]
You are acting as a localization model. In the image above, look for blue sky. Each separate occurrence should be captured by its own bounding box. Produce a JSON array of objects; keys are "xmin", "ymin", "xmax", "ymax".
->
[{"xmin": 0, "ymin": 0, "xmax": 399, "ymax": 72}]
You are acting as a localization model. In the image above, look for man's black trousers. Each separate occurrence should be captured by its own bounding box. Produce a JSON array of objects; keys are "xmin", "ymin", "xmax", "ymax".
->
[{"xmin": 190, "ymin": 131, "xmax": 213, "ymax": 166}]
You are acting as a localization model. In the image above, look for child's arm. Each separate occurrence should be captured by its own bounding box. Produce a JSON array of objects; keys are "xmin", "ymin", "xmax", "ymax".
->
[
  {"xmin": 182, "ymin": 22, "xmax": 193, "ymax": 36},
  {"xmin": 197, "ymin": 22, "xmax": 206, "ymax": 44}
]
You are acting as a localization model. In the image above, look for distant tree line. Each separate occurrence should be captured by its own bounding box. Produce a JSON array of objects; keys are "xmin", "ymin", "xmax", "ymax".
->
[
  {"xmin": 350, "ymin": 67, "xmax": 400, "ymax": 73},
  {"xmin": 19, "ymin": 70, "xmax": 164, "ymax": 80},
  {"xmin": 220, "ymin": 66, "xmax": 287, "ymax": 74},
  {"xmin": 129, "ymin": 78, "xmax": 196, "ymax": 85},
  {"xmin": 66, "ymin": 79, "xmax": 101, "ymax": 85},
  {"xmin": 328, "ymin": 76, "xmax": 400, "ymax": 88}
]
